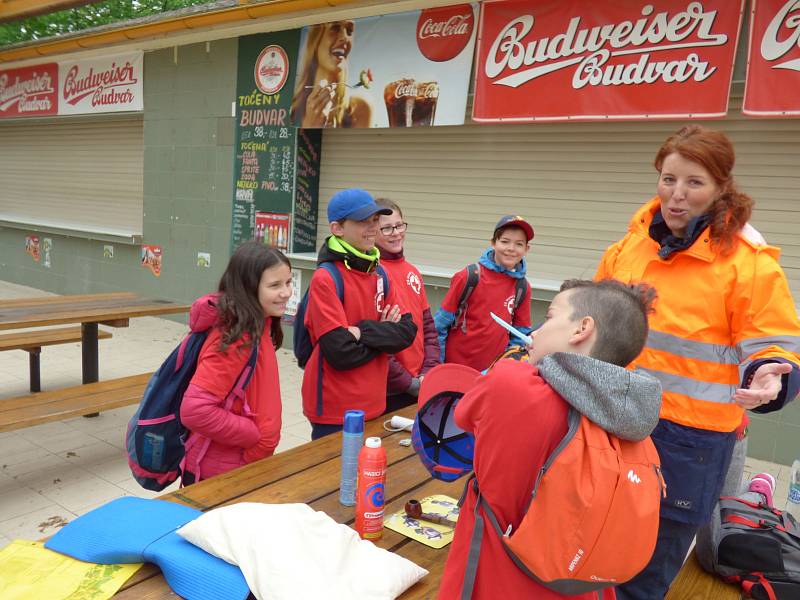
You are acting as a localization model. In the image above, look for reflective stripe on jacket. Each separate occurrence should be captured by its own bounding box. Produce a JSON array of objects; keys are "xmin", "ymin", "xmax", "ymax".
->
[{"xmin": 596, "ymin": 198, "xmax": 800, "ymax": 432}]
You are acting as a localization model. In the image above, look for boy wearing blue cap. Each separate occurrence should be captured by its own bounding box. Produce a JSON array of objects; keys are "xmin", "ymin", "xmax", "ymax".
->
[
  {"xmin": 435, "ymin": 216, "xmax": 534, "ymax": 371},
  {"xmin": 301, "ymin": 188, "xmax": 417, "ymax": 439}
]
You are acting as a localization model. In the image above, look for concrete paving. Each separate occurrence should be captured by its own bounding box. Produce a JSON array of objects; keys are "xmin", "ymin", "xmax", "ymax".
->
[{"xmin": 0, "ymin": 279, "xmax": 793, "ymax": 551}]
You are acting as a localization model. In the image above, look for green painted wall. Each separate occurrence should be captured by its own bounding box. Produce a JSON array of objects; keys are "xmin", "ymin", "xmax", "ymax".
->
[
  {"xmin": 0, "ymin": 39, "xmax": 238, "ymax": 312},
  {"xmin": 142, "ymin": 40, "xmax": 238, "ymax": 306}
]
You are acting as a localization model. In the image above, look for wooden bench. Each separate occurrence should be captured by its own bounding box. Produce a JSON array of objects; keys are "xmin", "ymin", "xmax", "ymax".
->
[
  {"xmin": 0, "ymin": 372, "xmax": 152, "ymax": 433},
  {"xmin": 665, "ymin": 550, "xmax": 742, "ymax": 599},
  {"xmin": 0, "ymin": 326, "xmax": 113, "ymax": 392}
]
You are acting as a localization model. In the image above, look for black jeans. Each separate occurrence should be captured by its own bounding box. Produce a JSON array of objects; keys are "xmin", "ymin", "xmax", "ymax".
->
[
  {"xmin": 310, "ymin": 422, "xmax": 344, "ymax": 440},
  {"xmin": 384, "ymin": 392, "xmax": 417, "ymax": 414}
]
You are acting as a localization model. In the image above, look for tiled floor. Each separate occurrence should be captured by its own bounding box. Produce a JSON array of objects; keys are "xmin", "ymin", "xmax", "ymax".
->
[{"xmin": 0, "ymin": 279, "xmax": 794, "ymax": 552}]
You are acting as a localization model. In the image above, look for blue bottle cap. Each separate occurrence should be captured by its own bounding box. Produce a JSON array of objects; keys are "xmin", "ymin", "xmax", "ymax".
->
[{"xmin": 343, "ymin": 410, "xmax": 365, "ymax": 434}]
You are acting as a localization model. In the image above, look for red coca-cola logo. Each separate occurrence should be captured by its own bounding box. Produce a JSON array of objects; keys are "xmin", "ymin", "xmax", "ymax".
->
[{"xmin": 416, "ymin": 4, "xmax": 474, "ymax": 62}]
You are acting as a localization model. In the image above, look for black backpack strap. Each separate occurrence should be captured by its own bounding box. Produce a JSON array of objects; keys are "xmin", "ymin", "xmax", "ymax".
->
[
  {"xmin": 510, "ymin": 277, "xmax": 529, "ymax": 320},
  {"xmin": 453, "ymin": 263, "xmax": 480, "ymax": 333},
  {"xmin": 376, "ymin": 264, "xmax": 390, "ymax": 297},
  {"xmin": 229, "ymin": 343, "xmax": 259, "ymax": 402}
]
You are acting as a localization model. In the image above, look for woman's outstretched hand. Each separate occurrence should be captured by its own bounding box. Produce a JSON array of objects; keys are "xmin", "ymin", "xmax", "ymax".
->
[{"xmin": 733, "ymin": 362, "xmax": 794, "ymax": 409}]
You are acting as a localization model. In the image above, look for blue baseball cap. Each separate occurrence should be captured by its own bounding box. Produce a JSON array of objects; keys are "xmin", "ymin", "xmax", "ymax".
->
[
  {"xmin": 412, "ymin": 364, "xmax": 481, "ymax": 482},
  {"xmin": 327, "ymin": 189, "xmax": 392, "ymax": 223}
]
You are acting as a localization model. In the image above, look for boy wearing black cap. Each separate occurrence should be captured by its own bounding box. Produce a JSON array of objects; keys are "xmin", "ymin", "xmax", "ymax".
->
[
  {"xmin": 434, "ymin": 216, "xmax": 534, "ymax": 371},
  {"xmin": 302, "ymin": 188, "xmax": 417, "ymax": 439}
]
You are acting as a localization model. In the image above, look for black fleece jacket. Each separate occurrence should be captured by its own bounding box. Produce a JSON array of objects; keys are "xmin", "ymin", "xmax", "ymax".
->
[{"xmin": 315, "ymin": 240, "xmax": 417, "ymax": 370}]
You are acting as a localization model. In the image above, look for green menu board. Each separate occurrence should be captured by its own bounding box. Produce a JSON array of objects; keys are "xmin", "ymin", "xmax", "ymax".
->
[
  {"xmin": 292, "ymin": 128, "xmax": 322, "ymax": 253},
  {"xmin": 231, "ymin": 30, "xmax": 301, "ymax": 250}
]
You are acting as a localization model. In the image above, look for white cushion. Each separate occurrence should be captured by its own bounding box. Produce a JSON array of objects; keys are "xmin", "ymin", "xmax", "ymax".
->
[{"xmin": 177, "ymin": 502, "xmax": 428, "ymax": 600}]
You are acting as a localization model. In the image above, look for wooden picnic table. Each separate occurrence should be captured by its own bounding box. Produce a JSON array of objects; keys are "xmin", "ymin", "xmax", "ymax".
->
[
  {"xmin": 0, "ymin": 292, "xmax": 189, "ymax": 385},
  {"xmin": 665, "ymin": 550, "xmax": 742, "ymax": 599},
  {"xmin": 112, "ymin": 405, "xmax": 456, "ymax": 599},
  {"xmin": 104, "ymin": 403, "xmax": 740, "ymax": 600}
]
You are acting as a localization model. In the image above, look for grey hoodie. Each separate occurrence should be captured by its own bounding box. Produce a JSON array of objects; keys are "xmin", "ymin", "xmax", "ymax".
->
[{"xmin": 537, "ymin": 352, "xmax": 662, "ymax": 442}]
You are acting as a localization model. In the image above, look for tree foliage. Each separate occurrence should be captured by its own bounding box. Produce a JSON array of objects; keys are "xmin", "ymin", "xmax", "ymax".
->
[{"xmin": 1, "ymin": 0, "xmax": 214, "ymax": 47}]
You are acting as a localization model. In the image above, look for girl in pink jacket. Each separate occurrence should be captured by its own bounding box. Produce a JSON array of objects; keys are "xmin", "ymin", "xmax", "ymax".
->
[{"xmin": 180, "ymin": 242, "xmax": 291, "ymax": 483}]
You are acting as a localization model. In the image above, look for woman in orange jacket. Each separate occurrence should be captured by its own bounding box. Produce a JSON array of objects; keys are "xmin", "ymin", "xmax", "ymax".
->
[{"xmin": 597, "ymin": 125, "xmax": 800, "ymax": 599}]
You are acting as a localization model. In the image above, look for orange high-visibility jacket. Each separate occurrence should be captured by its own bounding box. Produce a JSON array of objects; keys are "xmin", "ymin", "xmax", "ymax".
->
[{"xmin": 597, "ymin": 198, "xmax": 800, "ymax": 433}]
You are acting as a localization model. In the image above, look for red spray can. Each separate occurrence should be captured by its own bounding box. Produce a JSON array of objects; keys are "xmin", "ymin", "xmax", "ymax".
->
[{"xmin": 355, "ymin": 436, "xmax": 387, "ymax": 540}]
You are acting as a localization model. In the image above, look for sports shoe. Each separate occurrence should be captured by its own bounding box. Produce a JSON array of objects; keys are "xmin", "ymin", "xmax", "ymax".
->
[{"xmin": 748, "ymin": 472, "xmax": 776, "ymax": 507}]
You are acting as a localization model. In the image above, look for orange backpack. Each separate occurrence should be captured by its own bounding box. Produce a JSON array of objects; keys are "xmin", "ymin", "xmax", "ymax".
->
[{"xmin": 461, "ymin": 407, "xmax": 666, "ymax": 598}]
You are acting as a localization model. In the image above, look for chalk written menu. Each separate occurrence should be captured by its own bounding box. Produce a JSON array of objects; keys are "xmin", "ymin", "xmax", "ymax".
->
[
  {"xmin": 232, "ymin": 127, "xmax": 295, "ymax": 247},
  {"xmin": 292, "ymin": 128, "xmax": 322, "ymax": 253}
]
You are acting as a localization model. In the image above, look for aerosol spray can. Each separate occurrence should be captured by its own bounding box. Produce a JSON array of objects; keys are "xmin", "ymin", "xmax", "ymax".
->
[{"xmin": 355, "ymin": 436, "xmax": 387, "ymax": 540}]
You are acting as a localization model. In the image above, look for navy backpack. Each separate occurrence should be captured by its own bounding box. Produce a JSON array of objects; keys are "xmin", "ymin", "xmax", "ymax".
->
[
  {"xmin": 293, "ymin": 261, "xmax": 389, "ymax": 368},
  {"xmin": 126, "ymin": 322, "xmax": 257, "ymax": 491}
]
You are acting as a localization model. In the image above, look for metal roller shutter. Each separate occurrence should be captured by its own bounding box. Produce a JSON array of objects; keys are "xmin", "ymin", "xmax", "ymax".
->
[
  {"xmin": 0, "ymin": 115, "xmax": 144, "ymax": 241},
  {"xmin": 317, "ymin": 87, "xmax": 800, "ymax": 301}
]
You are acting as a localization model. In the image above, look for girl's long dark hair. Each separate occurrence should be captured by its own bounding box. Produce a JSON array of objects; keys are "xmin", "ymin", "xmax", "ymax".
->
[{"xmin": 216, "ymin": 242, "xmax": 290, "ymax": 351}]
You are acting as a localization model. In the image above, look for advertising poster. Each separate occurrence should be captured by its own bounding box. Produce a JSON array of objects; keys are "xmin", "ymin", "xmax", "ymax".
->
[
  {"xmin": 292, "ymin": 3, "xmax": 477, "ymax": 128},
  {"xmin": 0, "ymin": 63, "xmax": 58, "ymax": 119},
  {"xmin": 141, "ymin": 244, "xmax": 162, "ymax": 277},
  {"xmin": 25, "ymin": 235, "xmax": 40, "ymax": 262},
  {"xmin": 255, "ymin": 211, "xmax": 290, "ymax": 251},
  {"xmin": 743, "ymin": 0, "xmax": 800, "ymax": 116},
  {"xmin": 197, "ymin": 252, "xmax": 211, "ymax": 268},
  {"xmin": 42, "ymin": 238, "xmax": 52, "ymax": 268},
  {"xmin": 58, "ymin": 52, "xmax": 143, "ymax": 115},
  {"xmin": 282, "ymin": 269, "xmax": 302, "ymax": 323},
  {"xmin": 231, "ymin": 30, "xmax": 302, "ymax": 250},
  {"xmin": 473, "ymin": 0, "xmax": 744, "ymax": 122}
]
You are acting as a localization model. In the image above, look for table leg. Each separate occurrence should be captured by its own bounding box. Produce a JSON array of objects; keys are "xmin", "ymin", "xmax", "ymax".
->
[
  {"xmin": 29, "ymin": 348, "xmax": 41, "ymax": 393},
  {"xmin": 82, "ymin": 322, "xmax": 99, "ymax": 417}
]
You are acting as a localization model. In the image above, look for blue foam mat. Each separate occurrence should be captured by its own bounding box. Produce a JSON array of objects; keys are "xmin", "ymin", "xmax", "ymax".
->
[{"xmin": 45, "ymin": 496, "xmax": 249, "ymax": 600}]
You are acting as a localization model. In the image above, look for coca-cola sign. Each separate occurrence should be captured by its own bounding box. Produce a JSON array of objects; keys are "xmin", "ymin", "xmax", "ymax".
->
[
  {"xmin": 473, "ymin": 0, "xmax": 743, "ymax": 122},
  {"xmin": 743, "ymin": 0, "xmax": 800, "ymax": 116},
  {"xmin": 417, "ymin": 4, "xmax": 475, "ymax": 62},
  {"xmin": 58, "ymin": 52, "xmax": 143, "ymax": 115},
  {"xmin": 0, "ymin": 64, "xmax": 58, "ymax": 118}
]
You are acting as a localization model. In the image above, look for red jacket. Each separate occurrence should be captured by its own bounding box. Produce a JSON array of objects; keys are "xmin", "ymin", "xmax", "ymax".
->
[
  {"xmin": 439, "ymin": 262, "xmax": 532, "ymax": 371},
  {"xmin": 180, "ymin": 296, "xmax": 281, "ymax": 481},
  {"xmin": 379, "ymin": 251, "xmax": 440, "ymax": 393}
]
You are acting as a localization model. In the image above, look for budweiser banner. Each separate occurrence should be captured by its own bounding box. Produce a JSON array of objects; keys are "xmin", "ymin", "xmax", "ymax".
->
[
  {"xmin": 58, "ymin": 52, "xmax": 143, "ymax": 115},
  {"xmin": 743, "ymin": 0, "xmax": 800, "ymax": 116},
  {"xmin": 473, "ymin": 0, "xmax": 743, "ymax": 122},
  {"xmin": 0, "ymin": 64, "xmax": 58, "ymax": 118},
  {"xmin": 291, "ymin": 3, "xmax": 477, "ymax": 128}
]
